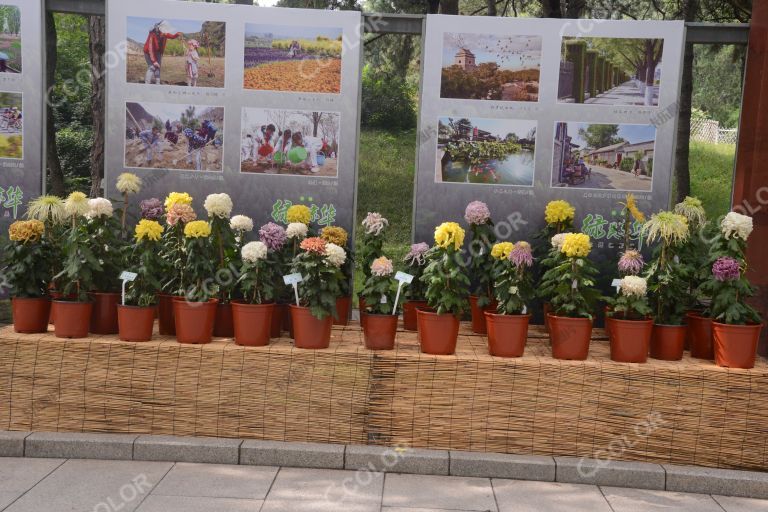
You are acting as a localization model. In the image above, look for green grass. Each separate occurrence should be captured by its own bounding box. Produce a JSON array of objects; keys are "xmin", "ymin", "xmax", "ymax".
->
[{"xmin": 689, "ymin": 141, "xmax": 735, "ymax": 220}]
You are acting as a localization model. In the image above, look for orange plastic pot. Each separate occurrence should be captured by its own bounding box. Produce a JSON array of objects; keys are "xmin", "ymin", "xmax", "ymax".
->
[
  {"xmin": 213, "ymin": 302, "xmax": 234, "ymax": 338},
  {"xmin": 363, "ymin": 313, "xmax": 398, "ymax": 350},
  {"xmin": 608, "ymin": 317, "xmax": 652, "ymax": 363},
  {"xmin": 403, "ymin": 300, "xmax": 428, "ymax": 331},
  {"xmin": 469, "ymin": 295, "xmax": 497, "ymax": 334},
  {"xmin": 686, "ymin": 313, "xmax": 714, "ymax": 359},
  {"xmin": 232, "ymin": 301, "xmax": 274, "ymax": 347},
  {"xmin": 117, "ymin": 305, "xmax": 155, "ymax": 342},
  {"xmin": 650, "ymin": 324, "xmax": 686, "ymax": 361},
  {"xmin": 271, "ymin": 303, "xmax": 287, "ymax": 338},
  {"xmin": 89, "ymin": 292, "xmax": 120, "ymax": 335},
  {"xmin": 417, "ymin": 309, "xmax": 459, "ymax": 355},
  {"xmin": 548, "ymin": 314, "xmax": 592, "ymax": 360},
  {"xmin": 11, "ymin": 297, "xmax": 51, "ymax": 334},
  {"xmin": 52, "ymin": 301, "xmax": 93, "ymax": 339},
  {"xmin": 157, "ymin": 293, "xmax": 178, "ymax": 335},
  {"xmin": 485, "ymin": 312, "xmax": 529, "ymax": 357},
  {"xmin": 334, "ymin": 296, "xmax": 351, "ymax": 326},
  {"xmin": 290, "ymin": 305, "xmax": 332, "ymax": 349},
  {"xmin": 712, "ymin": 321, "xmax": 763, "ymax": 369},
  {"xmin": 173, "ymin": 298, "xmax": 218, "ymax": 344}
]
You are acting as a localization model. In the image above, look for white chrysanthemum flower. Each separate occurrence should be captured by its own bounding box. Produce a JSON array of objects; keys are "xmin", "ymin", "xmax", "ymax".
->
[
  {"xmin": 721, "ymin": 212, "xmax": 753, "ymax": 240},
  {"xmin": 203, "ymin": 193, "xmax": 233, "ymax": 219},
  {"xmin": 620, "ymin": 275, "xmax": 647, "ymax": 298},
  {"xmin": 362, "ymin": 212, "xmax": 389, "ymax": 236},
  {"xmin": 86, "ymin": 197, "xmax": 114, "ymax": 219},
  {"xmin": 230, "ymin": 215, "xmax": 254, "ymax": 233},
  {"xmin": 324, "ymin": 242, "xmax": 347, "ymax": 268},
  {"xmin": 371, "ymin": 256, "xmax": 394, "ymax": 277},
  {"xmin": 64, "ymin": 191, "xmax": 89, "ymax": 218},
  {"xmin": 116, "ymin": 172, "xmax": 142, "ymax": 195},
  {"xmin": 241, "ymin": 241, "xmax": 268, "ymax": 263},
  {"xmin": 551, "ymin": 233, "xmax": 567, "ymax": 250},
  {"xmin": 286, "ymin": 222, "xmax": 308, "ymax": 240}
]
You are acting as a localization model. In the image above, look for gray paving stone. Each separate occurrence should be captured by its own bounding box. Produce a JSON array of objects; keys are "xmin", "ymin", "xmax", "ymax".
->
[
  {"xmin": 260, "ymin": 499, "xmax": 381, "ymax": 512},
  {"xmin": 25, "ymin": 431, "xmax": 138, "ymax": 460},
  {"xmin": 492, "ymin": 479, "xmax": 612, "ymax": 512},
  {"xmin": 267, "ymin": 467, "xmax": 383, "ymax": 505},
  {"xmin": 664, "ymin": 464, "xmax": 768, "ymax": 499},
  {"xmin": 0, "ymin": 457, "xmax": 64, "ymax": 493},
  {"xmin": 383, "ymin": 473, "xmax": 497, "ymax": 511},
  {"xmin": 134, "ymin": 435, "xmax": 242, "ymax": 464},
  {"xmin": 713, "ymin": 495, "xmax": 768, "ymax": 511},
  {"xmin": 345, "ymin": 445, "xmax": 449, "ymax": 475},
  {"xmin": 151, "ymin": 462, "xmax": 277, "ymax": 500},
  {"xmin": 451, "ymin": 451, "xmax": 555, "ymax": 481},
  {"xmin": 383, "ymin": 508, "xmax": 479, "ymax": 512},
  {"xmin": 240, "ymin": 440, "xmax": 345, "ymax": 469},
  {"xmin": 0, "ymin": 431, "xmax": 30, "ymax": 457},
  {"xmin": 555, "ymin": 457, "xmax": 665, "ymax": 490},
  {"xmin": 602, "ymin": 486, "xmax": 724, "ymax": 511},
  {"xmin": 0, "ymin": 492, "xmax": 22, "ymax": 510},
  {"xmin": 136, "ymin": 495, "xmax": 263, "ymax": 512}
]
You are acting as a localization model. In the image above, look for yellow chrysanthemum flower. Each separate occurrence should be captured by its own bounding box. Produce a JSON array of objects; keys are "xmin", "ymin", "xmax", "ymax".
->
[
  {"xmin": 320, "ymin": 226, "xmax": 349, "ymax": 247},
  {"xmin": 561, "ymin": 233, "xmax": 592, "ymax": 258},
  {"xmin": 490, "ymin": 242, "xmax": 515, "ymax": 260},
  {"xmin": 64, "ymin": 191, "xmax": 89, "ymax": 218},
  {"xmin": 642, "ymin": 211, "xmax": 689, "ymax": 245},
  {"xmin": 544, "ymin": 200, "xmax": 575, "ymax": 226},
  {"xmin": 134, "ymin": 219, "xmax": 164, "ymax": 242},
  {"xmin": 623, "ymin": 193, "xmax": 646, "ymax": 223},
  {"xmin": 164, "ymin": 192, "xmax": 193, "ymax": 210},
  {"xmin": 286, "ymin": 204, "xmax": 312, "ymax": 225},
  {"xmin": 673, "ymin": 196, "xmax": 706, "ymax": 227},
  {"xmin": 434, "ymin": 222, "xmax": 465, "ymax": 250},
  {"xmin": 116, "ymin": 172, "xmax": 142, "ymax": 195},
  {"xmin": 26, "ymin": 195, "xmax": 66, "ymax": 225},
  {"xmin": 184, "ymin": 220, "xmax": 212, "ymax": 238},
  {"xmin": 8, "ymin": 220, "xmax": 45, "ymax": 243}
]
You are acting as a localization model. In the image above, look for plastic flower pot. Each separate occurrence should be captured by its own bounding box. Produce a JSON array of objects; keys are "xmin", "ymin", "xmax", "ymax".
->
[
  {"xmin": 469, "ymin": 295, "xmax": 497, "ymax": 335},
  {"xmin": 363, "ymin": 313, "xmax": 398, "ymax": 350},
  {"xmin": 173, "ymin": 298, "xmax": 218, "ymax": 344},
  {"xmin": 232, "ymin": 300, "xmax": 274, "ymax": 347},
  {"xmin": 334, "ymin": 296, "xmax": 352, "ymax": 326},
  {"xmin": 607, "ymin": 317, "xmax": 652, "ymax": 363},
  {"xmin": 52, "ymin": 300, "xmax": 93, "ymax": 339},
  {"xmin": 417, "ymin": 309, "xmax": 460, "ymax": 355},
  {"xmin": 712, "ymin": 322, "xmax": 764, "ymax": 369},
  {"xmin": 89, "ymin": 291, "xmax": 120, "ymax": 335},
  {"xmin": 403, "ymin": 300, "xmax": 428, "ymax": 331},
  {"xmin": 157, "ymin": 293, "xmax": 178, "ymax": 336},
  {"xmin": 117, "ymin": 305, "xmax": 155, "ymax": 342},
  {"xmin": 650, "ymin": 324, "xmax": 686, "ymax": 361},
  {"xmin": 270, "ymin": 303, "xmax": 287, "ymax": 338},
  {"xmin": 485, "ymin": 312, "xmax": 529, "ymax": 357},
  {"xmin": 11, "ymin": 297, "xmax": 51, "ymax": 334},
  {"xmin": 686, "ymin": 312, "xmax": 714, "ymax": 359},
  {"xmin": 290, "ymin": 305, "xmax": 333, "ymax": 349},
  {"xmin": 548, "ymin": 314, "xmax": 592, "ymax": 360},
  {"xmin": 213, "ymin": 302, "xmax": 234, "ymax": 338}
]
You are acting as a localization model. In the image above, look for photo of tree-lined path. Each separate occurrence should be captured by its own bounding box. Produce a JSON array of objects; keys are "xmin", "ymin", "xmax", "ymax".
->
[{"xmin": 0, "ymin": 5, "xmax": 21, "ymax": 73}]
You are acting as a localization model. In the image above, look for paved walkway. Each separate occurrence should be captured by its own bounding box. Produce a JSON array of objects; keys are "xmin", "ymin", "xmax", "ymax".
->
[
  {"xmin": 585, "ymin": 80, "xmax": 658, "ymax": 106},
  {"xmin": 1, "ymin": 457, "xmax": 767, "ymax": 512},
  {"xmin": 555, "ymin": 163, "xmax": 652, "ymax": 191}
]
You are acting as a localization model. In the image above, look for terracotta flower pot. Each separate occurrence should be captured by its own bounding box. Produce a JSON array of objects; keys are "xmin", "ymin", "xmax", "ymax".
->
[
  {"xmin": 89, "ymin": 291, "xmax": 120, "ymax": 335},
  {"xmin": 712, "ymin": 321, "xmax": 764, "ymax": 369},
  {"xmin": 363, "ymin": 313, "xmax": 398, "ymax": 350},
  {"xmin": 117, "ymin": 305, "xmax": 155, "ymax": 342},
  {"xmin": 485, "ymin": 312, "xmax": 529, "ymax": 357},
  {"xmin": 157, "ymin": 293, "xmax": 177, "ymax": 335},
  {"xmin": 213, "ymin": 302, "xmax": 234, "ymax": 338},
  {"xmin": 11, "ymin": 297, "xmax": 51, "ymax": 334},
  {"xmin": 173, "ymin": 298, "xmax": 218, "ymax": 344},
  {"xmin": 417, "ymin": 309, "xmax": 459, "ymax": 355},
  {"xmin": 232, "ymin": 300, "xmax": 274, "ymax": 347},
  {"xmin": 469, "ymin": 295, "xmax": 498, "ymax": 335},
  {"xmin": 548, "ymin": 314, "xmax": 592, "ymax": 360},
  {"xmin": 650, "ymin": 324, "xmax": 686, "ymax": 361},
  {"xmin": 686, "ymin": 313, "xmax": 714, "ymax": 359},
  {"xmin": 334, "ymin": 296, "xmax": 352, "ymax": 326},
  {"xmin": 271, "ymin": 303, "xmax": 287, "ymax": 338},
  {"xmin": 403, "ymin": 300, "xmax": 428, "ymax": 331},
  {"xmin": 52, "ymin": 300, "xmax": 93, "ymax": 339},
  {"xmin": 290, "ymin": 305, "xmax": 333, "ymax": 349},
  {"xmin": 608, "ymin": 317, "xmax": 652, "ymax": 363},
  {"xmin": 603, "ymin": 305, "xmax": 613, "ymax": 337}
]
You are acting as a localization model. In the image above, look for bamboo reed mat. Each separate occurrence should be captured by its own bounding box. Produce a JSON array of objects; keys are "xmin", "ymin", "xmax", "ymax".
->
[{"xmin": 1, "ymin": 323, "xmax": 767, "ymax": 470}]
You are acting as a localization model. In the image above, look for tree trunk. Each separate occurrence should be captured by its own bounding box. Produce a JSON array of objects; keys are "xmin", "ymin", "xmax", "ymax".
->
[
  {"xmin": 565, "ymin": 0, "xmax": 585, "ymax": 18},
  {"xmin": 439, "ymin": 0, "xmax": 459, "ymax": 14},
  {"xmin": 88, "ymin": 15, "xmax": 106, "ymax": 198},
  {"xmin": 541, "ymin": 0, "xmax": 562, "ymax": 18},
  {"xmin": 427, "ymin": 0, "xmax": 440, "ymax": 14},
  {"xmin": 487, "ymin": 0, "xmax": 498, "ymax": 16},
  {"xmin": 45, "ymin": 12, "xmax": 65, "ymax": 197},
  {"xmin": 674, "ymin": 0, "xmax": 699, "ymax": 203}
]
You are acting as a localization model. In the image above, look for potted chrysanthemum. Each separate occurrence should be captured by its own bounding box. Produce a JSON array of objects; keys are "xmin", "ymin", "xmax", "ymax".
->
[
  {"xmin": 290, "ymin": 237, "xmax": 346, "ymax": 349},
  {"xmin": 699, "ymin": 211, "xmax": 762, "ymax": 368},
  {"xmin": 540, "ymin": 233, "xmax": 600, "ymax": 360},
  {"xmin": 642, "ymin": 211, "xmax": 691, "ymax": 361},
  {"xmin": 606, "ymin": 276, "xmax": 653, "ymax": 363},
  {"xmin": 485, "ymin": 241, "xmax": 534, "ymax": 357},
  {"xmin": 232, "ymin": 241, "xmax": 277, "ymax": 346},
  {"xmin": 320, "ymin": 226, "xmax": 353, "ymax": 325},
  {"xmin": 203, "ymin": 193, "xmax": 237, "ymax": 337},
  {"xmin": 25, "ymin": 195, "xmax": 67, "ymax": 324},
  {"xmin": 174, "ymin": 219, "xmax": 218, "ymax": 344},
  {"xmin": 360, "ymin": 256, "xmax": 402, "ymax": 350},
  {"xmin": 118, "ymin": 219, "xmax": 165, "ymax": 342},
  {"xmin": 419, "ymin": 222, "xmax": 470, "ymax": 355},
  {"xmin": 231, "ymin": 214, "xmax": 254, "ymax": 254},
  {"xmin": 358, "ymin": 212, "xmax": 389, "ymax": 314},
  {"xmin": 464, "ymin": 201, "xmax": 497, "ymax": 334},
  {"xmin": 259, "ymin": 221, "xmax": 290, "ymax": 337},
  {"xmin": 402, "ymin": 242, "xmax": 430, "ymax": 331},
  {"xmin": 538, "ymin": 233, "xmax": 568, "ymax": 332},
  {"xmin": 537, "ymin": 201, "xmax": 576, "ymax": 325},
  {"xmin": 116, "ymin": 172, "xmax": 142, "ymax": 235}
]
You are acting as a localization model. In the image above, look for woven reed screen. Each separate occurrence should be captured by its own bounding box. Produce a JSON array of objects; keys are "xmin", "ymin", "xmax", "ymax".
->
[{"xmin": 1, "ymin": 324, "xmax": 767, "ymax": 470}]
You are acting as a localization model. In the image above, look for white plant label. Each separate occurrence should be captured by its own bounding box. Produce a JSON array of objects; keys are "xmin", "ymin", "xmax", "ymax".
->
[
  {"xmin": 119, "ymin": 271, "xmax": 138, "ymax": 306},
  {"xmin": 283, "ymin": 273, "xmax": 304, "ymax": 306},
  {"xmin": 395, "ymin": 272, "xmax": 414, "ymax": 284},
  {"xmin": 611, "ymin": 278, "xmax": 622, "ymax": 293}
]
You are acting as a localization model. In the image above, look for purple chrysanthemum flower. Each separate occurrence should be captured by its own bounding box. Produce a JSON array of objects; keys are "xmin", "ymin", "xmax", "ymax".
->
[
  {"xmin": 618, "ymin": 250, "xmax": 644, "ymax": 275},
  {"xmin": 259, "ymin": 222, "xmax": 287, "ymax": 252},
  {"xmin": 712, "ymin": 256, "xmax": 741, "ymax": 282},
  {"xmin": 508, "ymin": 241, "xmax": 533, "ymax": 268},
  {"xmin": 464, "ymin": 201, "xmax": 491, "ymax": 225},
  {"xmin": 139, "ymin": 198, "xmax": 163, "ymax": 220},
  {"xmin": 404, "ymin": 242, "xmax": 430, "ymax": 266}
]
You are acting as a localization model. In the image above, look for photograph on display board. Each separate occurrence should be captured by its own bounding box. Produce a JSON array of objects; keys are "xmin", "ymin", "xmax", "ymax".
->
[
  {"xmin": 436, "ymin": 116, "xmax": 536, "ymax": 186},
  {"xmin": 124, "ymin": 101, "xmax": 224, "ymax": 172},
  {"xmin": 0, "ymin": 5, "xmax": 20, "ymax": 73},
  {"xmin": 126, "ymin": 17, "xmax": 226, "ymax": 88},
  {"xmin": 0, "ymin": 92, "xmax": 22, "ymax": 159},
  {"xmin": 557, "ymin": 37, "xmax": 664, "ymax": 106},
  {"xmin": 243, "ymin": 24, "xmax": 342, "ymax": 93},
  {"xmin": 440, "ymin": 33, "xmax": 541, "ymax": 102},
  {"xmin": 240, "ymin": 107, "xmax": 339, "ymax": 177},
  {"xmin": 551, "ymin": 121, "xmax": 656, "ymax": 191}
]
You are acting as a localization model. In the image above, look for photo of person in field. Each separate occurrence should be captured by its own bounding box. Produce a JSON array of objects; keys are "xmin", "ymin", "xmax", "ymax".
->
[
  {"xmin": 0, "ymin": 5, "xmax": 21, "ymax": 73},
  {"xmin": 0, "ymin": 91, "xmax": 21, "ymax": 159}
]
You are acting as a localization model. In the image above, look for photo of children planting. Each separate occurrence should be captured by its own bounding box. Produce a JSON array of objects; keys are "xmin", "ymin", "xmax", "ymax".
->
[
  {"xmin": 126, "ymin": 17, "xmax": 226, "ymax": 88},
  {"xmin": 557, "ymin": 37, "xmax": 664, "ymax": 106},
  {"xmin": 440, "ymin": 32, "xmax": 541, "ymax": 102},
  {"xmin": 0, "ymin": 5, "xmax": 21, "ymax": 73},
  {"xmin": 0, "ymin": 91, "xmax": 22, "ymax": 159},
  {"xmin": 436, "ymin": 116, "xmax": 535, "ymax": 186},
  {"xmin": 243, "ymin": 24, "xmax": 343, "ymax": 93},
  {"xmin": 240, "ymin": 108, "xmax": 339, "ymax": 177},
  {"xmin": 124, "ymin": 102, "xmax": 224, "ymax": 172},
  {"xmin": 552, "ymin": 121, "xmax": 656, "ymax": 191}
]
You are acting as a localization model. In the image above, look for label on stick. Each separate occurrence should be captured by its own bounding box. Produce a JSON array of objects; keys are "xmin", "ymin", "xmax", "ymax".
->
[{"xmin": 283, "ymin": 273, "xmax": 304, "ymax": 286}]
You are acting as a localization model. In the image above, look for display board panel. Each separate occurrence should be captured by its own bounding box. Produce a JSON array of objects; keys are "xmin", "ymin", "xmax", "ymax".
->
[{"xmin": 106, "ymin": 0, "xmax": 362, "ymax": 232}]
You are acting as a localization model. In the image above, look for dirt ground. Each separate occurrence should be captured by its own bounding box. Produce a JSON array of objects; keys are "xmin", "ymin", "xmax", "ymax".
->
[
  {"xmin": 243, "ymin": 59, "xmax": 341, "ymax": 93},
  {"xmin": 241, "ymin": 157, "xmax": 338, "ymax": 177},
  {"xmin": 127, "ymin": 54, "xmax": 226, "ymax": 88},
  {"xmin": 125, "ymin": 138, "xmax": 222, "ymax": 172}
]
